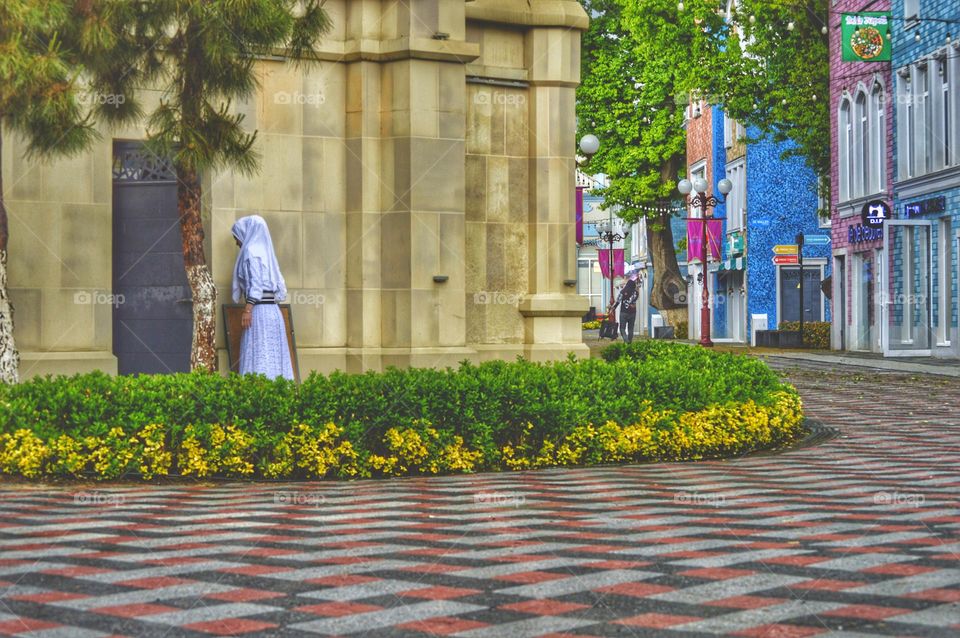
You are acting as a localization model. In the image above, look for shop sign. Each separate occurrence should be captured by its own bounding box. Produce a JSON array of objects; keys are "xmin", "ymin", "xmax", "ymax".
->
[
  {"xmin": 861, "ymin": 200, "xmax": 890, "ymax": 227},
  {"xmin": 848, "ymin": 224, "xmax": 883, "ymax": 243},
  {"xmin": 841, "ymin": 13, "xmax": 892, "ymax": 62},
  {"xmin": 903, "ymin": 196, "xmax": 946, "ymax": 218}
]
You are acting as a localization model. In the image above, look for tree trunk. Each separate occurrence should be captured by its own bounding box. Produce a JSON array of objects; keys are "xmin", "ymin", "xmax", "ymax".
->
[
  {"xmin": 177, "ymin": 166, "xmax": 217, "ymax": 372},
  {"xmin": 0, "ymin": 129, "xmax": 20, "ymax": 383},
  {"xmin": 647, "ymin": 211, "xmax": 688, "ymax": 327}
]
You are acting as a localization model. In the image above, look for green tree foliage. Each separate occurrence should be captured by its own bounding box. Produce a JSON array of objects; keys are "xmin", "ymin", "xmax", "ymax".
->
[
  {"xmin": 78, "ymin": 0, "xmax": 331, "ymax": 371},
  {"xmin": 0, "ymin": 1, "xmax": 107, "ymax": 383},
  {"xmin": 690, "ymin": 0, "xmax": 830, "ymax": 204}
]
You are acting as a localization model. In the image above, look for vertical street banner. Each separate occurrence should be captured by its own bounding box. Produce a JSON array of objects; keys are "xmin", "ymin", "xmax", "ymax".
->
[
  {"xmin": 597, "ymin": 249, "xmax": 625, "ymax": 279},
  {"xmin": 842, "ymin": 13, "xmax": 892, "ymax": 62},
  {"xmin": 687, "ymin": 220, "xmax": 724, "ymax": 262},
  {"xmin": 575, "ymin": 186, "xmax": 584, "ymax": 245},
  {"xmin": 687, "ymin": 221, "xmax": 702, "ymax": 263},
  {"xmin": 707, "ymin": 219, "xmax": 723, "ymax": 260}
]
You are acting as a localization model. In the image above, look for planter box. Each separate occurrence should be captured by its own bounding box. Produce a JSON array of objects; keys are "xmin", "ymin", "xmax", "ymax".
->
[
  {"xmin": 654, "ymin": 326, "xmax": 675, "ymax": 340},
  {"xmin": 755, "ymin": 329, "xmax": 802, "ymax": 348}
]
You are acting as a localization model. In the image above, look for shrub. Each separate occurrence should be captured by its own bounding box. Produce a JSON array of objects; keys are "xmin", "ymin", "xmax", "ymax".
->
[
  {"xmin": 582, "ymin": 320, "xmax": 602, "ymax": 330},
  {"xmin": 778, "ymin": 321, "xmax": 830, "ymax": 349},
  {"xmin": 0, "ymin": 349, "xmax": 803, "ymax": 480}
]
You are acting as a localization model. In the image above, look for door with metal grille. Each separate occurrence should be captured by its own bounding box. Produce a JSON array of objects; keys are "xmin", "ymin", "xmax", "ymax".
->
[{"xmin": 112, "ymin": 141, "xmax": 192, "ymax": 374}]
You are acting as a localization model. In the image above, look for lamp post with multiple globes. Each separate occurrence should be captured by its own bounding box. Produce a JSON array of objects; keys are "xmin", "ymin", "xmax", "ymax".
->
[{"xmin": 677, "ymin": 176, "xmax": 732, "ymax": 347}]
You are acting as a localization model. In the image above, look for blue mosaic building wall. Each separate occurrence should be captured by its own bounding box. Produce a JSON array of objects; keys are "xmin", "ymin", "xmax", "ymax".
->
[
  {"xmin": 711, "ymin": 107, "xmax": 730, "ymax": 337},
  {"xmin": 742, "ymin": 126, "xmax": 832, "ymax": 331},
  {"xmin": 890, "ymin": 0, "xmax": 960, "ymax": 338}
]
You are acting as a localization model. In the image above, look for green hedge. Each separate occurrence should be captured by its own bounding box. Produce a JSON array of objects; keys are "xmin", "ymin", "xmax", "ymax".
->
[
  {"xmin": 778, "ymin": 321, "xmax": 830, "ymax": 349},
  {"xmin": 0, "ymin": 345, "xmax": 803, "ymax": 480}
]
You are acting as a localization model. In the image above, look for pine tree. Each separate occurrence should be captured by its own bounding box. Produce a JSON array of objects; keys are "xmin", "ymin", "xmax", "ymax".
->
[
  {"xmin": 81, "ymin": 0, "xmax": 331, "ymax": 371},
  {"xmin": 0, "ymin": 0, "xmax": 100, "ymax": 383}
]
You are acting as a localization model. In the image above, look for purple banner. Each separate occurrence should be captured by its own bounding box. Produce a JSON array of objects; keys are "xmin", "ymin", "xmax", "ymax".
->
[
  {"xmin": 597, "ymin": 249, "xmax": 625, "ymax": 279},
  {"xmin": 576, "ymin": 187, "xmax": 584, "ymax": 245},
  {"xmin": 687, "ymin": 219, "xmax": 723, "ymax": 262}
]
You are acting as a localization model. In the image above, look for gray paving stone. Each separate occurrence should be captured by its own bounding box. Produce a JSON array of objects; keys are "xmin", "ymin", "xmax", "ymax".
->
[
  {"xmin": 291, "ymin": 600, "xmax": 484, "ymax": 634},
  {"xmin": 496, "ymin": 569, "xmax": 658, "ymax": 598},
  {"xmin": 651, "ymin": 574, "xmax": 807, "ymax": 604}
]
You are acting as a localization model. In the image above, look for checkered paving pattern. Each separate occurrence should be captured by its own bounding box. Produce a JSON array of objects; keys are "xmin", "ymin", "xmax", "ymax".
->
[{"xmin": 0, "ymin": 360, "xmax": 958, "ymax": 637}]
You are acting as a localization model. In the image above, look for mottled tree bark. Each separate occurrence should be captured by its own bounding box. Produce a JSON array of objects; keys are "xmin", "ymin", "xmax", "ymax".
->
[
  {"xmin": 177, "ymin": 166, "xmax": 217, "ymax": 371},
  {"xmin": 0, "ymin": 129, "xmax": 20, "ymax": 383},
  {"xmin": 647, "ymin": 213, "xmax": 688, "ymax": 328}
]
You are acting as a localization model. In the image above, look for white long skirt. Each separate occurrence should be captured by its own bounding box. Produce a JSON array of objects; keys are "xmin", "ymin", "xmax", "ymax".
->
[{"xmin": 239, "ymin": 304, "xmax": 294, "ymax": 380}]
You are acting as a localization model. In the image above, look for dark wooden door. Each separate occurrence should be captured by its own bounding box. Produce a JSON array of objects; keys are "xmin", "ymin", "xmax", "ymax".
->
[{"xmin": 112, "ymin": 141, "xmax": 192, "ymax": 374}]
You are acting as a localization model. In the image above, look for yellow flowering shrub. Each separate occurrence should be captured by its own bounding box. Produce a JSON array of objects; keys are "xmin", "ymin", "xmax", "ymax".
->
[
  {"xmin": 139, "ymin": 424, "xmax": 172, "ymax": 479},
  {"xmin": 369, "ymin": 422, "xmax": 483, "ymax": 476},
  {"xmin": 0, "ymin": 429, "xmax": 50, "ymax": 478},
  {"xmin": 178, "ymin": 424, "xmax": 254, "ymax": 478},
  {"xmin": 89, "ymin": 427, "xmax": 141, "ymax": 479},
  {"xmin": 263, "ymin": 423, "xmax": 359, "ymax": 479},
  {"xmin": 49, "ymin": 434, "xmax": 89, "ymax": 477}
]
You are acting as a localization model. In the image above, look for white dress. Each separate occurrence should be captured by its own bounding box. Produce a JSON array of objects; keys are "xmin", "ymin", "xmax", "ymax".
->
[{"xmin": 236, "ymin": 257, "xmax": 294, "ymax": 380}]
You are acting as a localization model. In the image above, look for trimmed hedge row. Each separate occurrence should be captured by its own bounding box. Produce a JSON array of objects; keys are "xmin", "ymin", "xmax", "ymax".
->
[
  {"xmin": 778, "ymin": 321, "xmax": 831, "ymax": 349},
  {"xmin": 0, "ymin": 343, "xmax": 804, "ymax": 480}
]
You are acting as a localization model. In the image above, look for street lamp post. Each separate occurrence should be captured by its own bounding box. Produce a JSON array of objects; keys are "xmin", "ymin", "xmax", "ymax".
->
[
  {"xmin": 677, "ymin": 177, "xmax": 732, "ymax": 347},
  {"xmin": 594, "ymin": 218, "xmax": 628, "ymax": 315}
]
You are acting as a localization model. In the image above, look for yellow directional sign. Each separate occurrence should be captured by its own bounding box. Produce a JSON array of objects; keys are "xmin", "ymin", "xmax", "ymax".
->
[{"xmin": 772, "ymin": 244, "xmax": 798, "ymax": 255}]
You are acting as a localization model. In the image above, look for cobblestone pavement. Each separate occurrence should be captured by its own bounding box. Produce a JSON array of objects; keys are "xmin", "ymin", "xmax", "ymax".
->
[{"xmin": 0, "ymin": 361, "xmax": 958, "ymax": 637}]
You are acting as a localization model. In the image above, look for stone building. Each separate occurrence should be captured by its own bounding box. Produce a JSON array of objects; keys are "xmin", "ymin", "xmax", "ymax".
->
[{"xmin": 3, "ymin": 0, "xmax": 590, "ymax": 378}]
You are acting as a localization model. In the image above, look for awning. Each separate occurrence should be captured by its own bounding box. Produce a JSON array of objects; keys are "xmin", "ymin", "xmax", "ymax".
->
[{"xmin": 717, "ymin": 256, "xmax": 745, "ymax": 272}]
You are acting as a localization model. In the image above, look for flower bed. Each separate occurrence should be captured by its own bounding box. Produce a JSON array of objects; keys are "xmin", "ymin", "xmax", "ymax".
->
[{"xmin": 0, "ymin": 344, "xmax": 803, "ymax": 480}]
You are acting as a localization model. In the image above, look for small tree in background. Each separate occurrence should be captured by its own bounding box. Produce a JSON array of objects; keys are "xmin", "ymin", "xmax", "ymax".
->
[
  {"xmin": 0, "ymin": 1, "xmax": 100, "ymax": 383},
  {"xmin": 80, "ymin": 0, "xmax": 331, "ymax": 371}
]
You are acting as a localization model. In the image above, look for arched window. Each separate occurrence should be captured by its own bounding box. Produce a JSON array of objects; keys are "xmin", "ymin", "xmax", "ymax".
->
[
  {"xmin": 855, "ymin": 90, "xmax": 869, "ymax": 197},
  {"xmin": 871, "ymin": 82, "xmax": 885, "ymax": 194},
  {"xmin": 838, "ymin": 97, "xmax": 852, "ymax": 202}
]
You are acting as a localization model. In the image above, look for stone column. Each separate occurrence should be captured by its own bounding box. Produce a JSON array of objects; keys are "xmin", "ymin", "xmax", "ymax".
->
[
  {"xmin": 520, "ymin": 25, "xmax": 589, "ymax": 359},
  {"xmin": 382, "ymin": 0, "xmax": 479, "ymax": 369}
]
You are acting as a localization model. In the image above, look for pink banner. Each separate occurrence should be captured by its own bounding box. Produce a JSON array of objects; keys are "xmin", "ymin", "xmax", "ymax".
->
[
  {"xmin": 686, "ymin": 219, "xmax": 724, "ymax": 262},
  {"xmin": 686, "ymin": 220, "xmax": 702, "ymax": 263},
  {"xmin": 575, "ymin": 187, "xmax": 584, "ymax": 245},
  {"xmin": 597, "ymin": 249, "xmax": 625, "ymax": 279},
  {"xmin": 707, "ymin": 219, "xmax": 723, "ymax": 260}
]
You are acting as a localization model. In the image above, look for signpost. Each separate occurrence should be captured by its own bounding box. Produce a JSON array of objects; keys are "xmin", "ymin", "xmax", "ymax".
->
[
  {"xmin": 773, "ymin": 244, "xmax": 799, "ymax": 255},
  {"xmin": 772, "ymin": 254, "xmax": 799, "ymax": 265},
  {"xmin": 804, "ymin": 234, "xmax": 831, "ymax": 246},
  {"xmin": 796, "ymin": 233, "xmax": 805, "ymax": 345}
]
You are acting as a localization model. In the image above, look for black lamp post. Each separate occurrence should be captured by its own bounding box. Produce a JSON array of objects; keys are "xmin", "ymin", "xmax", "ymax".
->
[
  {"xmin": 678, "ymin": 176, "xmax": 732, "ymax": 347},
  {"xmin": 594, "ymin": 218, "xmax": 628, "ymax": 316}
]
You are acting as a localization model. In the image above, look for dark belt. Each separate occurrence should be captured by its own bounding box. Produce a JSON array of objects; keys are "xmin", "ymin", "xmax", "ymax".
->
[{"xmin": 247, "ymin": 291, "xmax": 277, "ymax": 305}]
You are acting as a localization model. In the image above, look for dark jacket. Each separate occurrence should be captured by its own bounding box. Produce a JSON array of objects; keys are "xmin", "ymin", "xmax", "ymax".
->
[{"xmin": 613, "ymin": 279, "xmax": 639, "ymax": 315}]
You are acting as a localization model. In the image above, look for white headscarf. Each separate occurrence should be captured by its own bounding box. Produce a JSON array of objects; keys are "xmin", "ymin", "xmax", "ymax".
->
[{"xmin": 231, "ymin": 215, "xmax": 287, "ymax": 303}]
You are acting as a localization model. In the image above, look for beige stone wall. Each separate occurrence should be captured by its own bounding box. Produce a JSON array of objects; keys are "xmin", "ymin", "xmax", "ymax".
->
[{"xmin": 3, "ymin": 0, "xmax": 589, "ymax": 378}]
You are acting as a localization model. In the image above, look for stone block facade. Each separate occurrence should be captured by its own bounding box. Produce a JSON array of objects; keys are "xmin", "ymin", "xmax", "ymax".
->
[{"xmin": 3, "ymin": 0, "xmax": 590, "ymax": 378}]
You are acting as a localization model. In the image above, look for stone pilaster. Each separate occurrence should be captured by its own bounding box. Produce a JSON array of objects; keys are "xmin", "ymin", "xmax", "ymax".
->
[{"xmin": 519, "ymin": 24, "xmax": 589, "ymax": 360}]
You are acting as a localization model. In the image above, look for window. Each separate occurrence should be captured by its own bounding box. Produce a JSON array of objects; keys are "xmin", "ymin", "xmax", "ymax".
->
[
  {"xmin": 839, "ymin": 97, "xmax": 852, "ymax": 201},
  {"xmin": 940, "ymin": 55, "xmax": 950, "ymax": 168},
  {"xmin": 900, "ymin": 69, "xmax": 915, "ymax": 178},
  {"xmin": 919, "ymin": 61, "xmax": 933, "ymax": 174},
  {"xmin": 725, "ymin": 159, "xmax": 746, "ymax": 230},
  {"xmin": 905, "ymin": 0, "xmax": 919, "ymax": 21},
  {"xmin": 951, "ymin": 47, "xmax": 960, "ymax": 167},
  {"xmin": 871, "ymin": 82, "xmax": 885, "ymax": 194},
  {"xmin": 724, "ymin": 113, "xmax": 734, "ymax": 148},
  {"xmin": 855, "ymin": 90, "xmax": 869, "ymax": 197}
]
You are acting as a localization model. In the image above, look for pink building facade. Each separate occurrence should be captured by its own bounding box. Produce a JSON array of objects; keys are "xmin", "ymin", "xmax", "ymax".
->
[{"xmin": 829, "ymin": 0, "xmax": 894, "ymax": 352}]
